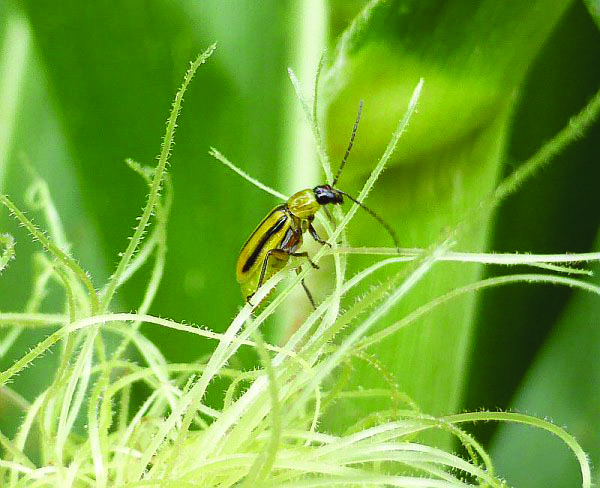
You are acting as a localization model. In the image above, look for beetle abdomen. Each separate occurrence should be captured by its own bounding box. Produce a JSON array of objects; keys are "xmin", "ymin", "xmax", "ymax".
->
[
  {"xmin": 241, "ymin": 216, "xmax": 287, "ymax": 274},
  {"xmin": 236, "ymin": 205, "xmax": 291, "ymax": 283}
]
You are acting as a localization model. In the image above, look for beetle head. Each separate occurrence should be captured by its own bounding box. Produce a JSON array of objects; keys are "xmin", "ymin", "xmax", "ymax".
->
[{"xmin": 313, "ymin": 185, "xmax": 343, "ymax": 205}]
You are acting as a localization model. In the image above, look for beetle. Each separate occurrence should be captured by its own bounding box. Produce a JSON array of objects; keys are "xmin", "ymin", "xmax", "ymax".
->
[{"xmin": 236, "ymin": 101, "xmax": 399, "ymax": 308}]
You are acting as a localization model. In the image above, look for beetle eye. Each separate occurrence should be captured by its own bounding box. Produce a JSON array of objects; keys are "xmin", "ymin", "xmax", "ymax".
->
[{"xmin": 315, "ymin": 189, "xmax": 331, "ymax": 204}]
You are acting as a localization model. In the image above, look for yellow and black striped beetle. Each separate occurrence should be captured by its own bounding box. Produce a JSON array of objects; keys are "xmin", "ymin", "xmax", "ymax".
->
[{"xmin": 236, "ymin": 102, "xmax": 399, "ymax": 308}]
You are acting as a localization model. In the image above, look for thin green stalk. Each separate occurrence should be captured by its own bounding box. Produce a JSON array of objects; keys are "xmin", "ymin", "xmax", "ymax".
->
[
  {"xmin": 288, "ymin": 66, "xmax": 347, "ymax": 333},
  {"xmin": 100, "ymin": 44, "xmax": 216, "ymax": 312},
  {"xmin": 324, "ymin": 0, "xmax": 379, "ymax": 88},
  {"xmin": 0, "ymin": 194, "xmax": 99, "ymax": 313},
  {"xmin": 24, "ymin": 163, "xmax": 72, "ymax": 253},
  {"xmin": 36, "ymin": 265, "xmax": 76, "ymax": 467},
  {"xmin": 88, "ymin": 378, "xmax": 107, "ymax": 488},
  {"xmin": 209, "ymin": 147, "xmax": 288, "ymax": 200},
  {"xmin": 357, "ymin": 273, "xmax": 600, "ymax": 351},
  {"xmin": 110, "ymin": 163, "xmax": 172, "ymax": 366},
  {"xmin": 223, "ymin": 369, "xmax": 260, "ymax": 409},
  {"xmin": 288, "ymin": 68, "xmax": 334, "ymax": 184},
  {"xmin": 313, "ymin": 52, "xmax": 326, "ymax": 132},
  {"xmin": 242, "ymin": 329, "xmax": 281, "ymax": 485},
  {"xmin": 289, "ymin": 240, "xmax": 451, "ymax": 422},
  {"xmin": 0, "ymin": 233, "xmax": 15, "ymax": 273},
  {"xmin": 0, "ymin": 312, "xmax": 65, "ymax": 327},
  {"xmin": 442, "ymin": 411, "xmax": 592, "ymax": 488},
  {"xmin": 55, "ymin": 332, "xmax": 94, "ymax": 465},
  {"xmin": 332, "ymin": 247, "xmax": 600, "ymax": 264},
  {"xmin": 8, "ymin": 393, "xmax": 46, "ymax": 488},
  {"xmin": 458, "ymin": 85, "xmax": 600, "ymax": 240}
]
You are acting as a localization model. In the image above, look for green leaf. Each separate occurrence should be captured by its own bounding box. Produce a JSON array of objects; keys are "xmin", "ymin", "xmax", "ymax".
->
[
  {"xmin": 489, "ymin": 230, "xmax": 600, "ymax": 487},
  {"xmin": 318, "ymin": 0, "xmax": 575, "ymax": 440},
  {"xmin": 463, "ymin": 1, "xmax": 600, "ymax": 448},
  {"xmin": 584, "ymin": 0, "xmax": 600, "ymax": 27}
]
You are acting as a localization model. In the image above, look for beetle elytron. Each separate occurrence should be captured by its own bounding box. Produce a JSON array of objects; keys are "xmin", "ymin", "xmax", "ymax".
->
[{"xmin": 236, "ymin": 102, "xmax": 399, "ymax": 308}]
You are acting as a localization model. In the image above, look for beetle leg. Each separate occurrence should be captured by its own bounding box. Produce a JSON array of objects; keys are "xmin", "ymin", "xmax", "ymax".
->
[
  {"xmin": 323, "ymin": 205, "xmax": 336, "ymax": 227},
  {"xmin": 309, "ymin": 224, "xmax": 332, "ymax": 248},
  {"xmin": 254, "ymin": 248, "xmax": 291, "ymax": 297},
  {"xmin": 289, "ymin": 251, "xmax": 319, "ymax": 269},
  {"xmin": 283, "ymin": 207, "xmax": 302, "ymax": 234},
  {"xmin": 296, "ymin": 268, "xmax": 317, "ymax": 310},
  {"xmin": 254, "ymin": 247, "xmax": 318, "ymax": 289},
  {"xmin": 252, "ymin": 248, "xmax": 319, "ymax": 306}
]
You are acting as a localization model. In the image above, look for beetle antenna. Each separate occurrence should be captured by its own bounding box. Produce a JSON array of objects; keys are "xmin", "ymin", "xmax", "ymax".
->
[
  {"xmin": 333, "ymin": 100, "xmax": 363, "ymax": 186},
  {"xmin": 338, "ymin": 190, "xmax": 400, "ymax": 252}
]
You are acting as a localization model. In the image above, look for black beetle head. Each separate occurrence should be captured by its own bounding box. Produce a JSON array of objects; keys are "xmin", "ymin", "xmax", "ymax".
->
[{"xmin": 313, "ymin": 185, "xmax": 343, "ymax": 205}]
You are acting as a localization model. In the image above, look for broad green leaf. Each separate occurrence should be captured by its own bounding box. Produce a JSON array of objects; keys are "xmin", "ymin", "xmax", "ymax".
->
[
  {"xmin": 585, "ymin": 0, "xmax": 600, "ymax": 26},
  {"xmin": 464, "ymin": 0, "xmax": 600, "ymax": 446},
  {"xmin": 318, "ymin": 0, "xmax": 574, "ymax": 439},
  {"xmin": 489, "ymin": 232, "xmax": 600, "ymax": 487},
  {"xmin": 488, "ymin": 3, "xmax": 600, "ymax": 484}
]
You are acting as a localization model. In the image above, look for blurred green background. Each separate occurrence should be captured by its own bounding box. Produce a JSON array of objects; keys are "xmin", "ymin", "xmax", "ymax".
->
[{"xmin": 1, "ymin": 1, "xmax": 598, "ymax": 485}]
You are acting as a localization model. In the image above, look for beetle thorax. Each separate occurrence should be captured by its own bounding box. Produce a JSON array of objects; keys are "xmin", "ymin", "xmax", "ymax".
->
[{"xmin": 287, "ymin": 189, "xmax": 320, "ymax": 219}]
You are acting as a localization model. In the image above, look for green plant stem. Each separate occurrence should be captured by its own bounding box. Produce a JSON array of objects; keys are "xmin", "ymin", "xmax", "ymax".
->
[
  {"xmin": 100, "ymin": 44, "xmax": 216, "ymax": 312},
  {"xmin": 0, "ymin": 194, "xmax": 99, "ymax": 314},
  {"xmin": 443, "ymin": 412, "xmax": 591, "ymax": 488},
  {"xmin": 0, "ymin": 312, "xmax": 65, "ymax": 327},
  {"xmin": 287, "ymin": 66, "xmax": 347, "ymax": 333},
  {"xmin": 0, "ymin": 233, "xmax": 15, "ymax": 273},
  {"xmin": 209, "ymin": 148, "xmax": 288, "ymax": 200},
  {"xmin": 357, "ymin": 273, "xmax": 600, "ymax": 351},
  {"xmin": 330, "ymin": 247, "xmax": 600, "ymax": 268},
  {"xmin": 242, "ymin": 329, "xmax": 281, "ymax": 485},
  {"xmin": 458, "ymin": 85, "xmax": 600, "ymax": 239}
]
